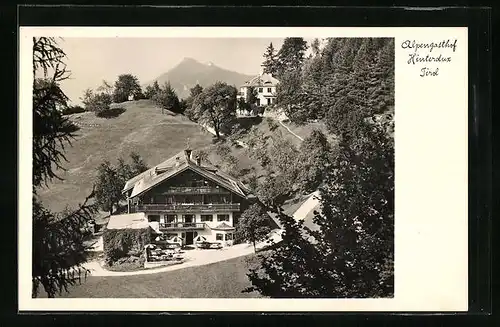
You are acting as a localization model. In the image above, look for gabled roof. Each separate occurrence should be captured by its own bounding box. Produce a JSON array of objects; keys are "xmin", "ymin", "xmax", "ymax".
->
[
  {"xmin": 107, "ymin": 212, "xmax": 149, "ymax": 230},
  {"xmin": 123, "ymin": 150, "xmax": 186, "ymax": 193},
  {"xmin": 124, "ymin": 150, "xmax": 253, "ymax": 199},
  {"xmin": 241, "ymin": 73, "xmax": 279, "ymax": 88},
  {"xmin": 210, "ymin": 222, "xmax": 235, "ymax": 231}
]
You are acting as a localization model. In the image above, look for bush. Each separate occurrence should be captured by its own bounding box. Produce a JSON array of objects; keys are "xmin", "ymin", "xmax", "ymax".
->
[
  {"xmin": 61, "ymin": 105, "xmax": 86, "ymax": 115},
  {"xmin": 83, "ymin": 91, "xmax": 113, "ymax": 117},
  {"xmin": 95, "ymin": 106, "xmax": 126, "ymax": 118},
  {"xmin": 103, "ymin": 227, "xmax": 152, "ymax": 264},
  {"xmin": 105, "ymin": 256, "xmax": 146, "ymax": 272}
]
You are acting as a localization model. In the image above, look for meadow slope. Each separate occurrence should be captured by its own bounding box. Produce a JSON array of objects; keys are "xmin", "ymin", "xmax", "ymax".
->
[{"xmin": 38, "ymin": 100, "xmax": 215, "ymax": 213}]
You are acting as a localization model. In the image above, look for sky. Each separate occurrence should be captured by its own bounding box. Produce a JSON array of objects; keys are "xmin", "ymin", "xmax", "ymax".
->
[{"xmin": 57, "ymin": 37, "xmax": 314, "ymax": 105}]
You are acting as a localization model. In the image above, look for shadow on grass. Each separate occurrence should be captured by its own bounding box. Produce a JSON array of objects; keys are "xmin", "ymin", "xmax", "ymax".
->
[
  {"xmin": 96, "ymin": 107, "xmax": 126, "ymax": 119},
  {"xmin": 236, "ymin": 116, "xmax": 263, "ymax": 132}
]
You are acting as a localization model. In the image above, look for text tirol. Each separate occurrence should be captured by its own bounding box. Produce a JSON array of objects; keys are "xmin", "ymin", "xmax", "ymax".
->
[{"xmin": 420, "ymin": 67, "xmax": 439, "ymax": 77}]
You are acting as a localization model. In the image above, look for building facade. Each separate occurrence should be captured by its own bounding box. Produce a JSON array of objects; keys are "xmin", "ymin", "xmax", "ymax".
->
[
  {"xmin": 121, "ymin": 148, "xmax": 256, "ymax": 247},
  {"xmin": 237, "ymin": 71, "xmax": 279, "ymax": 111}
]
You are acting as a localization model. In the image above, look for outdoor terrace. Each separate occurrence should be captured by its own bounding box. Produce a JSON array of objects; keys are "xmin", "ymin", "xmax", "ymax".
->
[{"xmin": 132, "ymin": 203, "xmax": 240, "ymax": 213}]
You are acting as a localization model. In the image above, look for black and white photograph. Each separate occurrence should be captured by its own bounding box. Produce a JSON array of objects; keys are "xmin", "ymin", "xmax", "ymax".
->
[
  {"xmin": 19, "ymin": 26, "xmax": 469, "ymax": 312},
  {"xmin": 30, "ymin": 34, "xmax": 395, "ymax": 299}
]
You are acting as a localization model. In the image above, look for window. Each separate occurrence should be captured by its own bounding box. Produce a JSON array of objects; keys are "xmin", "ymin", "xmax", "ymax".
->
[
  {"xmin": 256, "ymin": 99, "xmax": 261, "ymax": 106},
  {"xmin": 216, "ymin": 233, "xmax": 224, "ymax": 241},
  {"xmin": 267, "ymin": 87, "xmax": 272, "ymax": 93},
  {"xmin": 217, "ymin": 214, "xmax": 230, "ymax": 222},
  {"xmin": 201, "ymin": 214, "xmax": 213, "ymax": 222},
  {"xmin": 267, "ymin": 98, "xmax": 271, "ymax": 105},
  {"xmin": 225, "ymin": 233, "xmax": 233, "ymax": 241},
  {"xmin": 183, "ymin": 214, "xmax": 194, "ymax": 223},
  {"xmin": 258, "ymin": 88, "xmax": 263, "ymax": 93},
  {"xmin": 166, "ymin": 215, "xmax": 177, "ymax": 223},
  {"xmin": 148, "ymin": 215, "xmax": 160, "ymax": 222}
]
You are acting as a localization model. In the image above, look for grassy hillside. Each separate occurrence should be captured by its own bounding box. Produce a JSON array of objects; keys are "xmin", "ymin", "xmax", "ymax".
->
[{"xmin": 38, "ymin": 100, "xmax": 215, "ymax": 212}]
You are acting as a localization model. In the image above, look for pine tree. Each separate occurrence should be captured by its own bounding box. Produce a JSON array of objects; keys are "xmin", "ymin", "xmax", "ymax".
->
[
  {"xmin": 367, "ymin": 39, "xmax": 395, "ymax": 115},
  {"xmin": 262, "ymin": 42, "xmax": 278, "ymax": 76},
  {"xmin": 276, "ymin": 70, "xmax": 309, "ymax": 124},
  {"xmin": 297, "ymin": 129, "xmax": 333, "ymax": 193},
  {"xmin": 32, "ymin": 37, "xmax": 98, "ymax": 298},
  {"xmin": 94, "ymin": 161, "xmax": 123, "ymax": 216},
  {"xmin": 275, "ymin": 37, "xmax": 308, "ymax": 79}
]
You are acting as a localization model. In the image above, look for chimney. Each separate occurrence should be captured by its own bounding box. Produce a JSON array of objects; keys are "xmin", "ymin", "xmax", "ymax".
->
[
  {"xmin": 195, "ymin": 155, "xmax": 201, "ymax": 166},
  {"xmin": 175, "ymin": 156, "xmax": 180, "ymax": 167},
  {"xmin": 184, "ymin": 149, "xmax": 192, "ymax": 162},
  {"xmin": 259, "ymin": 65, "xmax": 264, "ymax": 76}
]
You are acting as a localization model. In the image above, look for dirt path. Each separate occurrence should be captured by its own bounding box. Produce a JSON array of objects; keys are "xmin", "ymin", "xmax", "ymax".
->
[{"xmin": 278, "ymin": 120, "xmax": 304, "ymax": 141}]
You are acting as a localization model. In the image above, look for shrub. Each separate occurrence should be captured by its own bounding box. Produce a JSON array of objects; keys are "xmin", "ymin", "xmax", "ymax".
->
[
  {"xmin": 61, "ymin": 105, "xmax": 86, "ymax": 115},
  {"xmin": 103, "ymin": 227, "xmax": 153, "ymax": 264},
  {"xmin": 95, "ymin": 106, "xmax": 126, "ymax": 118},
  {"xmin": 82, "ymin": 90, "xmax": 113, "ymax": 117}
]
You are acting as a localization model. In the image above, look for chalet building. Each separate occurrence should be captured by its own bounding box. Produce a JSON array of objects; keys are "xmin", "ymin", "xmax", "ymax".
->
[
  {"xmin": 118, "ymin": 147, "xmax": 256, "ymax": 247},
  {"xmin": 237, "ymin": 68, "xmax": 279, "ymax": 111}
]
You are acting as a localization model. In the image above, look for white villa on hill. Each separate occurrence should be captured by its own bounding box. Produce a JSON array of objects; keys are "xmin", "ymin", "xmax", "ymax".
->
[
  {"xmin": 237, "ymin": 69, "xmax": 279, "ymax": 113},
  {"xmin": 107, "ymin": 147, "xmax": 257, "ymax": 248}
]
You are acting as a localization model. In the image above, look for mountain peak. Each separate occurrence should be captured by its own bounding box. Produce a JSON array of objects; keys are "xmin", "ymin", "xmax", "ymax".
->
[
  {"xmin": 181, "ymin": 57, "xmax": 200, "ymax": 64},
  {"xmin": 147, "ymin": 59, "xmax": 254, "ymax": 99}
]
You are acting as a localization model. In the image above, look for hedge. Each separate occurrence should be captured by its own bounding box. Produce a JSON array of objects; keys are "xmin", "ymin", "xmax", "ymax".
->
[{"xmin": 103, "ymin": 227, "xmax": 153, "ymax": 264}]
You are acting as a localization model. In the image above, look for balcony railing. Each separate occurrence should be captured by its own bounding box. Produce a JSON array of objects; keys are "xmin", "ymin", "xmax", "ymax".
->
[
  {"xmin": 159, "ymin": 222, "xmax": 206, "ymax": 230},
  {"xmin": 163, "ymin": 186, "xmax": 230, "ymax": 194},
  {"xmin": 134, "ymin": 203, "xmax": 240, "ymax": 213}
]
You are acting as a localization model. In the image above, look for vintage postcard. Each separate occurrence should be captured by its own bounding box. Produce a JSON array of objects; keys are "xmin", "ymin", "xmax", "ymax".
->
[{"xmin": 19, "ymin": 26, "xmax": 468, "ymax": 312}]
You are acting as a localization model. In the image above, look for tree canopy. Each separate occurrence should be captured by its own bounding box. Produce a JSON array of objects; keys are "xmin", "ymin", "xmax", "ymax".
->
[
  {"xmin": 94, "ymin": 153, "xmax": 149, "ymax": 215},
  {"xmin": 273, "ymin": 37, "xmax": 395, "ymax": 129},
  {"xmin": 81, "ymin": 88, "xmax": 113, "ymax": 117},
  {"xmin": 113, "ymin": 74, "xmax": 142, "ymax": 103},
  {"xmin": 275, "ymin": 37, "xmax": 308, "ymax": 79},
  {"xmin": 190, "ymin": 81, "xmax": 237, "ymax": 138},
  {"xmin": 152, "ymin": 82, "xmax": 182, "ymax": 114},
  {"xmin": 236, "ymin": 204, "xmax": 273, "ymax": 252}
]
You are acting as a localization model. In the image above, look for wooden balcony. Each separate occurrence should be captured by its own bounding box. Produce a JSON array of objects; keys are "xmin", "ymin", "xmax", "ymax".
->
[
  {"xmin": 159, "ymin": 222, "xmax": 206, "ymax": 230},
  {"xmin": 163, "ymin": 186, "xmax": 230, "ymax": 194},
  {"xmin": 134, "ymin": 203, "xmax": 240, "ymax": 213}
]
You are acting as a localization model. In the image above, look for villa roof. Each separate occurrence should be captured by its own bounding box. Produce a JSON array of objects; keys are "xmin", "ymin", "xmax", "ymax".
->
[
  {"xmin": 123, "ymin": 150, "xmax": 253, "ymax": 199},
  {"xmin": 241, "ymin": 73, "xmax": 279, "ymax": 88}
]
